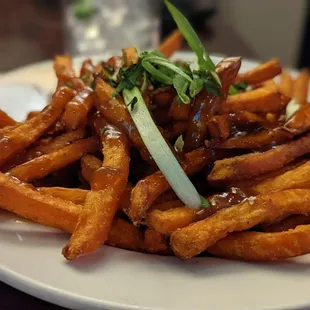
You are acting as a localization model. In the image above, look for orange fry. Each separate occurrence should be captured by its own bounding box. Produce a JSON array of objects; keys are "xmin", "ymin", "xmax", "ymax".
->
[
  {"xmin": 236, "ymin": 59, "xmax": 282, "ymax": 85},
  {"xmin": 122, "ymin": 47, "xmax": 138, "ymax": 66},
  {"xmin": 184, "ymin": 57, "xmax": 241, "ymax": 151},
  {"xmin": 61, "ymin": 87, "xmax": 94, "ymax": 131},
  {"xmin": 9, "ymin": 137, "xmax": 99, "ymax": 182},
  {"xmin": 144, "ymin": 228, "xmax": 171, "ymax": 255},
  {"xmin": 207, "ymin": 115, "xmax": 231, "ymax": 140},
  {"xmin": 293, "ymin": 68, "xmax": 309, "ymax": 105},
  {"xmin": 169, "ymin": 97, "xmax": 191, "ymax": 121},
  {"xmin": 38, "ymin": 187, "xmax": 88, "ymax": 205},
  {"xmin": 222, "ymin": 88, "xmax": 290, "ymax": 114},
  {"xmin": 171, "ymin": 189, "xmax": 310, "ymax": 259},
  {"xmin": 0, "ymin": 109, "xmax": 17, "ymax": 128},
  {"xmin": 163, "ymin": 121, "xmax": 187, "ymax": 141},
  {"xmin": 128, "ymin": 147, "xmax": 231, "ymax": 224},
  {"xmin": 277, "ymin": 71, "xmax": 293, "ymax": 97},
  {"xmin": 152, "ymin": 87, "xmax": 176, "ymax": 109},
  {"xmin": 0, "ymin": 87, "xmax": 75, "ymax": 166},
  {"xmin": 80, "ymin": 155, "xmax": 102, "ymax": 184},
  {"xmin": 261, "ymin": 215, "xmax": 310, "ymax": 233},
  {"xmin": 63, "ymin": 125, "xmax": 130, "ymax": 260},
  {"xmin": 159, "ymin": 29, "xmax": 183, "ymax": 57},
  {"xmin": 80, "ymin": 59, "xmax": 94, "ymax": 86},
  {"xmin": 208, "ymin": 225, "xmax": 310, "ymax": 261},
  {"xmin": 283, "ymin": 104, "xmax": 310, "ymax": 135},
  {"xmin": 208, "ymin": 133, "xmax": 310, "ymax": 185}
]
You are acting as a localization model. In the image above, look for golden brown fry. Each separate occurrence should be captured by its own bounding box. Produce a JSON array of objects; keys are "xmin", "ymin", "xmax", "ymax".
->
[
  {"xmin": 261, "ymin": 215, "xmax": 310, "ymax": 233},
  {"xmin": 95, "ymin": 78, "xmax": 147, "ymax": 157},
  {"xmin": 258, "ymin": 79, "xmax": 278, "ymax": 92},
  {"xmin": 9, "ymin": 137, "xmax": 98, "ymax": 182},
  {"xmin": 26, "ymin": 111, "xmax": 40, "ymax": 120},
  {"xmin": 169, "ymin": 98, "xmax": 191, "ymax": 121},
  {"xmin": 0, "ymin": 109, "xmax": 17, "ymax": 128},
  {"xmin": 222, "ymin": 88, "xmax": 290, "ymax": 114},
  {"xmin": 80, "ymin": 154, "xmax": 102, "ymax": 184},
  {"xmin": 0, "ymin": 87, "xmax": 75, "ymax": 166},
  {"xmin": 184, "ymin": 57, "xmax": 241, "ymax": 151},
  {"xmin": 159, "ymin": 29, "xmax": 183, "ymax": 57},
  {"xmin": 38, "ymin": 187, "xmax": 88, "ymax": 205},
  {"xmin": 170, "ymin": 189, "xmax": 310, "ymax": 259},
  {"xmin": 163, "ymin": 121, "xmax": 187, "ymax": 141},
  {"xmin": 144, "ymin": 228, "xmax": 171, "ymax": 255},
  {"xmin": 63, "ymin": 125, "xmax": 130, "ymax": 260},
  {"xmin": 236, "ymin": 59, "xmax": 282, "ymax": 85},
  {"xmin": 283, "ymin": 104, "xmax": 310, "ymax": 135},
  {"xmin": 0, "ymin": 172, "xmax": 80, "ymax": 232},
  {"xmin": 293, "ymin": 68, "xmax": 309, "ymax": 105},
  {"xmin": 208, "ymin": 133, "xmax": 310, "ymax": 185},
  {"xmin": 152, "ymin": 109, "xmax": 172, "ymax": 126},
  {"xmin": 128, "ymin": 147, "xmax": 231, "ymax": 224},
  {"xmin": 249, "ymin": 160, "xmax": 310, "ymax": 195},
  {"xmin": 207, "ymin": 115, "xmax": 231, "ymax": 140},
  {"xmin": 148, "ymin": 200, "xmax": 184, "ymax": 213},
  {"xmin": 208, "ymin": 225, "xmax": 310, "ymax": 261},
  {"xmin": 277, "ymin": 71, "xmax": 293, "ymax": 98},
  {"xmin": 228, "ymin": 111, "xmax": 267, "ymax": 128},
  {"xmin": 80, "ymin": 59, "xmax": 94, "ymax": 86},
  {"xmin": 213, "ymin": 128, "xmax": 292, "ymax": 149},
  {"xmin": 122, "ymin": 47, "xmax": 138, "ymax": 66},
  {"xmin": 152, "ymin": 87, "xmax": 176, "ymax": 109},
  {"xmin": 61, "ymin": 87, "xmax": 94, "ymax": 131}
]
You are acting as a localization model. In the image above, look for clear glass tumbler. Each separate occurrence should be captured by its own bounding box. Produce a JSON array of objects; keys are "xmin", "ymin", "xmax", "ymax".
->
[{"xmin": 63, "ymin": 0, "xmax": 161, "ymax": 55}]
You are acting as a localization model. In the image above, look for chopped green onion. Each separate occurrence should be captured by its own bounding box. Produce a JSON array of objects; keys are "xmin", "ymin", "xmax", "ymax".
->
[
  {"xmin": 174, "ymin": 135, "xmax": 184, "ymax": 152},
  {"xmin": 123, "ymin": 87, "xmax": 202, "ymax": 209},
  {"xmin": 286, "ymin": 99, "xmax": 301, "ymax": 120}
]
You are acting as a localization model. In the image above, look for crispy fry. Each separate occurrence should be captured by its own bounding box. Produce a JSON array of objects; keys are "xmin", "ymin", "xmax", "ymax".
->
[
  {"xmin": 169, "ymin": 98, "xmax": 191, "ymax": 121},
  {"xmin": 9, "ymin": 137, "xmax": 98, "ymax": 182},
  {"xmin": 0, "ymin": 87, "xmax": 75, "ymax": 166},
  {"xmin": 184, "ymin": 57, "xmax": 241, "ymax": 151},
  {"xmin": 170, "ymin": 189, "xmax": 310, "ymax": 259},
  {"xmin": 277, "ymin": 71, "xmax": 293, "ymax": 97},
  {"xmin": 258, "ymin": 79, "xmax": 278, "ymax": 91},
  {"xmin": 152, "ymin": 87, "xmax": 176, "ymax": 109},
  {"xmin": 80, "ymin": 155, "xmax": 102, "ymax": 184},
  {"xmin": 213, "ymin": 128, "xmax": 292, "ymax": 149},
  {"xmin": 236, "ymin": 59, "xmax": 282, "ymax": 85},
  {"xmin": 163, "ymin": 121, "xmax": 187, "ymax": 141},
  {"xmin": 222, "ymin": 88, "xmax": 290, "ymax": 114},
  {"xmin": 61, "ymin": 87, "xmax": 94, "ymax": 131},
  {"xmin": 261, "ymin": 215, "xmax": 310, "ymax": 233},
  {"xmin": 293, "ymin": 68, "xmax": 309, "ymax": 105},
  {"xmin": 208, "ymin": 133, "xmax": 310, "ymax": 185},
  {"xmin": 208, "ymin": 225, "xmax": 310, "ymax": 261},
  {"xmin": 26, "ymin": 111, "xmax": 40, "ymax": 120},
  {"xmin": 283, "ymin": 104, "xmax": 310, "ymax": 135},
  {"xmin": 80, "ymin": 59, "xmax": 94, "ymax": 86},
  {"xmin": 144, "ymin": 228, "xmax": 171, "ymax": 254},
  {"xmin": 249, "ymin": 160, "xmax": 310, "ymax": 195},
  {"xmin": 122, "ymin": 47, "xmax": 138, "ymax": 66},
  {"xmin": 63, "ymin": 125, "xmax": 130, "ymax": 260},
  {"xmin": 228, "ymin": 111, "xmax": 268, "ymax": 129},
  {"xmin": 38, "ymin": 187, "xmax": 88, "ymax": 205},
  {"xmin": 159, "ymin": 29, "xmax": 183, "ymax": 57},
  {"xmin": 207, "ymin": 115, "xmax": 231, "ymax": 140},
  {"xmin": 129, "ymin": 147, "xmax": 232, "ymax": 224},
  {"xmin": 0, "ymin": 172, "xmax": 80, "ymax": 232},
  {"xmin": 148, "ymin": 200, "xmax": 184, "ymax": 213},
  {"xmin": 0, "ymin": 109, "xmax": 17, "ymax": 128}
]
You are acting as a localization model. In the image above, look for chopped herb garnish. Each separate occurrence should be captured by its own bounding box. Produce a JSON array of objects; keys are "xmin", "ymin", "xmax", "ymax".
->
[
  {"xmin": 101, "ymin": 62, "xmax": 115, "ymax": 74},
  {"xmin": 73, "ymin": 0, "xmax": 98, "ymax": 20},
  {"xmin": 81, "ymin": 75, "xmax": 88, "ymax": 83},
  {"xmin": 229, "ymin": 81, "xmax": 248, "ymax": 95},
  {"xmin": 123, "ymin": 51, "xmax": 128, "ymax": 66},
  {"xmin": 200, "ymin": 195, "xmax": 210, "ymax": 209},
  {"xmin": 65, "ymin": 82, "xmax": 73, "ymax": 89},
  {"xmin": 115, "ymin": 63, "xmax": 144, "ymax": 93}
]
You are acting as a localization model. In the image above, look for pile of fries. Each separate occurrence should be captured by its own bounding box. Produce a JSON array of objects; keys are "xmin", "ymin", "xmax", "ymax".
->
[{"xmin": 1, "ymin": 26, "xmax": 310, "ymax": 263}]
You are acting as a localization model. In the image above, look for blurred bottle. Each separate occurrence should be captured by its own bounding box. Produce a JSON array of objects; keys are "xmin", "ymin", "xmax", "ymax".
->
[{"xmin": 63, "ymin": 0, "xmax": 161, "ymax": 55}]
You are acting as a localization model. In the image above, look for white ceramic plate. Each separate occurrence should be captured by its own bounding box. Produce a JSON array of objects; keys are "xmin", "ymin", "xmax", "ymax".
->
[{"xmin": 1, "ymin": 52, "xmax": 310, "ymax": 310}]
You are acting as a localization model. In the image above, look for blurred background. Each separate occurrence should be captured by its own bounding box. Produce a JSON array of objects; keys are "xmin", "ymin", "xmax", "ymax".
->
[{"xmin": 0, "ymin": 0, "xmax": 309, "ymax": 72}]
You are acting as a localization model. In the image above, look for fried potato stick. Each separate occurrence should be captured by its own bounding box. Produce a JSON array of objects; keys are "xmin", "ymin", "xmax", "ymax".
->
[
  {"xmin": 63, "ymin": 125, "xmax": 130, "ymax": 260},
  {"xmin": 208, "ymin": 225, "xmax": 310, "ymax": 261},
  {"xmin": 129, "ymin": 147, "xmax": 231, "ymax": 224},
  {"xmin": 293, "ymin": 69, "xmax": 309, "ymax": 105},
  {"xmin": 163, "ymin": 121, "xmax": 187, "ymax": 141},
  {"xmin": 171, "ymin": 189, "xmax": 310, "ymax": 259},
  {"xmin": 144, "ymin": 228, "xmax": 171, "ymax": 255},
  {"xmin": 159, "ymin": 29, "xmax": 183, "ymax": 57},
  {"xmin": 261, "ymin": 215, "xmax": 310, "ymax": 233},
  {"xmin": 80, "ymin": 59, "xmax": 94, "ymax": 86},
  {"xmin": 26, "ymin": 111, "xmax": 40, "ymax": 120},
  {"xmin": 0, "ymin": 87, "xmax": 75, "ymax": 166},
  {"xmin": 38, "ymin": 187, "xmax": 88, "ymax": 205},
  {"xmin": 9, "ymin": 137, "xmax": 98, "ymax": 182},
  {"xmin": 152, "ymin": 87, "xmax": 176, "ymax": 109},
  {"xmin": 208, "ymin": 133, "xmax": 310, "ymax": 185},
  {"xmin": 169, "ymin": 97, "xmax": 191, "ymax": 121},
  {"xmin": 80, "ymin": 154, "xmax": 102, "ymax": 184},
  {"xmin": 207, "ymin": 115, "xmax": 231, "ymax": 140},
  {"xmin": 0, "ymin": 109, "xmax": 17, "ymax": 128},
  {"xmin": 235, "ymin": 59, "xmax": 282, "ymax": 85},
  {"xmin": 222, "ymin": 88, "xmax": 290, "ymax": 114},
  {"xmin": 122, "ymin": 47, "xmax": 138, "ymax": 66},
  {"xmin": 184, "ymin": 57, "xmax": 241, "ymax": 151},
  {"xmin": 277, "ymin": 71, "xmax": 293, "ymax": 98},
  {"xmin": 283, "ymin": 104, "xmax": 310, "ymax": 135},
  {"xmin": 61, "ymin": 87, "xmax": 94, "ymax": 131}
]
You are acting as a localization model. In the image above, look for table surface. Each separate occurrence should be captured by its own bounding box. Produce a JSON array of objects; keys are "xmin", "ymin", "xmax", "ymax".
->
[{"xmin": 0, "ymin": 281, "xmax": 67, "ymax": 310}]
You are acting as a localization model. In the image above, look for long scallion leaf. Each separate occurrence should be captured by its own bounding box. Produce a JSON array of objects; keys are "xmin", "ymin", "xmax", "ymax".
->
[{"xmin": 123, "ymin": 87, "xmax": 203, "ymax": 209}]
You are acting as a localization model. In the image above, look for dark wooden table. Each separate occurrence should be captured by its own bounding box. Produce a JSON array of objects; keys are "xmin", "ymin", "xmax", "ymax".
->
[{"xmin": 0, "ymin": 282, "xmax": 67, "ymax": 310}]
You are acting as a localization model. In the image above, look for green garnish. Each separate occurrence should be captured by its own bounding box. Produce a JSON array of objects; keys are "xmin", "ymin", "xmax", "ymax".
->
[
  {"xmin": 229, "ymin": 81, "xmax": 248, "ymax": 95},
  {"xmin": 200, "ymin": 195, "xmax": 210, "ymax": 209},
  {"xmin": 65, "ymin": 82, "xmax": 73, "ymax": 89},
  {"xmin": 73, "ymin": 0, "xmax": 98, "ymax": 20},
  {"xmin": 101, "ymin": 62, "xmax": 115, "ymax": 74},
  {"xmin": 115, "ymin": 63, "xmax": 144, "ymax": 93},
  {"xmin": 81, "ymin": 75, "xmax": 88, "ymax": 83}
]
